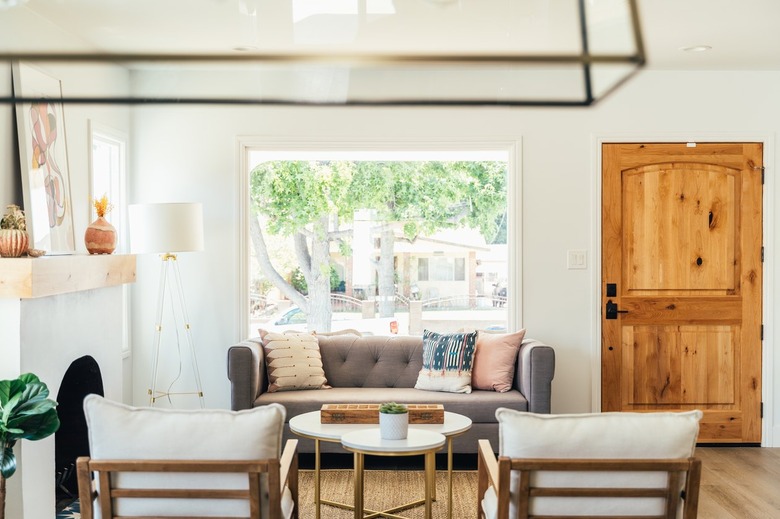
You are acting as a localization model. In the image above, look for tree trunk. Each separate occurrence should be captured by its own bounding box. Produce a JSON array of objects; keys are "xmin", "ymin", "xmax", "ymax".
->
[
  {"xmin": 377, "ymin": 227, "xmax": 396, "ymax": 318},
  {"xmin": 249, "ymin": 214, "xmax": 307, "ymax": 310},
  {"xmin": 305, "ymin": 217, "xmax": 333, "ymax": 332},
  {"xmin": 0, "ymin": 473, "xmax": 5, "ymax": 519}
]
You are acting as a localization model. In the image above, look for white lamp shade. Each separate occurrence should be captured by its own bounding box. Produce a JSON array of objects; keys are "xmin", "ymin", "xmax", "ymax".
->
[{"xmin": 128, "ymin": 202, "xmax": 204, "ymax": 254}]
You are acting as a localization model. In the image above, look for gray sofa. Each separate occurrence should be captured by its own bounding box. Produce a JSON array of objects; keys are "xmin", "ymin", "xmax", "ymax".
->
[{"xmin": 227, "ymin": 334, "xmax": 555, "ymax": 453}]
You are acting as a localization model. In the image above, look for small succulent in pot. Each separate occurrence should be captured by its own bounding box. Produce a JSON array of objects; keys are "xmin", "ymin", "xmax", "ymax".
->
[
  {"xmin": 379, "ymin": 402, "xmax": 408, "ymax": 414},
  {"xmin": 378, "ymin": 402, "xmax": 409, "ymax": 440},
  {"xmin": 0, "ymin": 205, "xmax": 29, "ymax": 258}
]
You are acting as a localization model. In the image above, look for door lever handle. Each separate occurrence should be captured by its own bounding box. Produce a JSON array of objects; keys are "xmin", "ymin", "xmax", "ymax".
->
[{"xmin": 605, "ymin": 300, "xmax": 629, "ymax": 320}]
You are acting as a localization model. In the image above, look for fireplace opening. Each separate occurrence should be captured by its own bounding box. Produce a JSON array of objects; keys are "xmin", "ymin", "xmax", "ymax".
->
[{"xmin": 55, "ymin": 355, "xmax": 104, "ymax": 509}]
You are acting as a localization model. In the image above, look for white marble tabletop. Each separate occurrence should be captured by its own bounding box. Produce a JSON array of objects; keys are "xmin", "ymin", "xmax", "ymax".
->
[{"xmin": 289, "ymin": 410, "xmax": 472, "ymax": 442}]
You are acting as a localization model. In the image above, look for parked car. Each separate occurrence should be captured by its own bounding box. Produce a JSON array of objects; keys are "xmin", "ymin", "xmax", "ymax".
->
[{"xmin": 263, "ymin": 306, "xmax": 399, "ymax": 336}]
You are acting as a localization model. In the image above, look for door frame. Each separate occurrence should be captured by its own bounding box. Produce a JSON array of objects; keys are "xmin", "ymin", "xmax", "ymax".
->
[{"xmin": 592, "ymin": 133, "xmax": 775, "ymax": 447}]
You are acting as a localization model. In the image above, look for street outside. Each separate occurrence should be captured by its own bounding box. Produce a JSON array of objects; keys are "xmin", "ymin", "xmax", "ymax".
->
[{"xmin": 250, "ymin": 307, "xmax": 509, "ymax": 337}]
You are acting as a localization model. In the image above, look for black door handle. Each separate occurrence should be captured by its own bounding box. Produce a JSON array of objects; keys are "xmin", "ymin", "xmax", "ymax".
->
[{"xmin": 605, "ymin": 300, "xmax": 629, "ymax": 320}]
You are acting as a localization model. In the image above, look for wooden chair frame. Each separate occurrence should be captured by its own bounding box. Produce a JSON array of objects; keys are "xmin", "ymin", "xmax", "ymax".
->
[
  {"xmin": 477, "ymin": 439, "xmax": 702, "ymax": 519},
  {"xmin": 76, "ymin": 439, "xmax": 298, "ymax": 519}
]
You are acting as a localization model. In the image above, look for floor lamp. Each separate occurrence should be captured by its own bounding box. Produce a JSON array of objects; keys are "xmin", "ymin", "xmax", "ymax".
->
[{"xmin": 129, "ymin": 202, "xmax": 205, "ymax": 408}]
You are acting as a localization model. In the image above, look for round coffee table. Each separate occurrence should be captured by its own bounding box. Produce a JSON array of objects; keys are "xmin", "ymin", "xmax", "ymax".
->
[
  {"xmin": 289, "ymin": 410, "xmax": 472, "ymax": 519},
  {"xmin": 341, "ymin": 428, "xmax": 445, "ymax": 519}
]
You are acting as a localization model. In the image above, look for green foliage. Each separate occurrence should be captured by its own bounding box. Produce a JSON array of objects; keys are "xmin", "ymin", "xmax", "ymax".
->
[
  {"xmin": 378, "ymin": 402, "xmax": 408, "ymax": 414},
  {"xmin": 289, "ymin": 265, "xmax": 341, "ymax": 294},
  {"xmin": 0, "ymin": 373, "xmax": 60, "ymax": 479},
  {"xmin": 249, "ymin": 160, "xmax": 507, "ymax": 243},
  {"xmin": 289, "ymin": 267, "xmax": 308, "ymax": 295}
]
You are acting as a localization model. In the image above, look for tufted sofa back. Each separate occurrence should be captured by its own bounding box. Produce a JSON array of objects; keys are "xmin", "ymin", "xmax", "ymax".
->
[{"xmin": 316, "ymin": 334, "xmax": 423, "ymax": 388}]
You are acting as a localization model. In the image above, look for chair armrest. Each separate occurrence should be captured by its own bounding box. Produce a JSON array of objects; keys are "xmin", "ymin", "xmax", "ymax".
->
[
  {"xmin": 279, "ymin": 439, "xmax": 298, "ymax": 490},
  {"xmin": 478, "ymin": 439, "xmax": 499, "ymax": 492},
  {"xmin": 280, "ymin": 439, "xmax": 299, "ymax": 518},
  {"xmin": 76, "ymin": 456, "xmax": 96, "ymax": 519},
  {"xmin": 515, "ymin": 339, "xmax": 555, "ymax": 413},
  {"xmin": 227, "ymin": 339, "xmax": 265, "ymax": 410},
  {"xmin": 478, "ymin": 440, "xmax": 512, "ymax": 519}
]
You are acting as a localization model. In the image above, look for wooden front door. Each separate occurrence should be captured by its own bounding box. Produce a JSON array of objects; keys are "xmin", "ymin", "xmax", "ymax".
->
[{"xmin": 601, "ymin": 143, "xmax": 763, "ymax": 443}]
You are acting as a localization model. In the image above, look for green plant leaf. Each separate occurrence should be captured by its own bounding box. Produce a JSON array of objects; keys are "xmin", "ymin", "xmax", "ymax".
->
[
  {"xmin": 1, "ymin": 445, "xmax": 16, "ymax": 479},
  {"xmin": 14, "ymin": 409, "xmax": 60, "ymax": 441},
  {"xmin": 0, "ymin": 374, "xmax": 59, "ymax": 451},
  {"xmin": 0, "ymin": 380, "xmax": 10, "ymax": 407},
  {"xmin": 10, "ymin": 398, "xmax": 57, "ymax": 420}
]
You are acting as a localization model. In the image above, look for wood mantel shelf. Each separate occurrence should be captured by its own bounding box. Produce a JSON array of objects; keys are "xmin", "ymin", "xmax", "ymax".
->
[{"xmin": 0, "ymin": 254, "xmax": 136, "ymax": 298}]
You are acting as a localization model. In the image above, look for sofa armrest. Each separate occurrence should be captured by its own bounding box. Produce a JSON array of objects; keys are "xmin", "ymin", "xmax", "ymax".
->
[
  {"xmin": 514, "ymin": 339, "xmax": 555, "ymax": 413},
  {"xmin": 227, "ymin": 338, "xmax": 265, "ymax": 410}
]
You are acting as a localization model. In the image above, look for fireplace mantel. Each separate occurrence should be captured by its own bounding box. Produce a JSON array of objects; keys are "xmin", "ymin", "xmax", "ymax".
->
[
  {"xmin": 0, "ymin": 254, "xmax": 135, "ymax": 519},
  {"xmin": 0, "ymin": 254, "xmax": 136, "ymax": 298}
]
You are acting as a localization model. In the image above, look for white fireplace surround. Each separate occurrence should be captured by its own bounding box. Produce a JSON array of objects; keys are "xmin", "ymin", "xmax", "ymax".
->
[{"xmin": 0, "ymin": 255, "xmax": 135, "ymax": 519}]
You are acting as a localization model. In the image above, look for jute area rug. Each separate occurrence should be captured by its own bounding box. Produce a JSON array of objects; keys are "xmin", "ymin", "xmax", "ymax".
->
[{"xmin": 298, "ymin": 469, "xmax": 479, "ymax": 519}]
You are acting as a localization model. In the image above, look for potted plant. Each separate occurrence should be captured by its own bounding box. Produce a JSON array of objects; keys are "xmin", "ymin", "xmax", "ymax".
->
[
  {"xmin": 0, "ymin": 204, "xmax": 29, "ymax": 258},
  {"xmin": 0, "ymin": 373, "xmax": 61, "ymax": 519},
  {"xmin": 378, "ymin": 402, "xmax": 409, "ymax": 440}
]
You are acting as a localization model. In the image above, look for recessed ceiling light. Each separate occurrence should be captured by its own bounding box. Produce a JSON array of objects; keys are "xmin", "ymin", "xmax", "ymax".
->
[
  {"xmin": 233, "ymin": 45, "xmax": 259, "ymax": 52},
  {"xmin": 680, "ymin": 45, "xmax": 712, "ymax": 52}
]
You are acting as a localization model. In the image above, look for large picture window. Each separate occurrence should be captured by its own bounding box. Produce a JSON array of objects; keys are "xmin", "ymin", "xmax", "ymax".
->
[{"xmin": 241, "ymin": 145, "xmax": 519, "ymax": 337}]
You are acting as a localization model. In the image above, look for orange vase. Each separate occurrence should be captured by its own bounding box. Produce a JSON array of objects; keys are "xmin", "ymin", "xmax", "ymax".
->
[
  {"xmin": 0, "ymin": 229, "xmax": 29, "ymax": 257},
  {"xmin": 84, "ymin": 216, "xmax": 117, "ymax": 254}
]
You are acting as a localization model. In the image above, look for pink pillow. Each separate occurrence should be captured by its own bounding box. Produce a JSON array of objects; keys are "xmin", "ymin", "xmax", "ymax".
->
[{"xmin": 471, "ymin": 329, "xmax": 526, "ymax": 392}]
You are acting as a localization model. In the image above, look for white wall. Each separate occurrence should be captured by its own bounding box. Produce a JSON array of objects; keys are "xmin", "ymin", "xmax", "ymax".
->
[
  {"xmin": 0, "ymin": 17, "xmax": 134, "ymax": 404},
  {"xmin": 129, "ymin": 69, "xmax": 779, "ymax": 445}
]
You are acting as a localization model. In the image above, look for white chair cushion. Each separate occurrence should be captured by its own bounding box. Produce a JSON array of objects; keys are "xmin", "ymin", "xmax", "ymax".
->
[
  {"xmin": 84, "ymin": 395, "xmax": 293, "ymax": 518},
  {"xmin": 484, "ymin": 408, "xmax": 702, "ymax": 518}
]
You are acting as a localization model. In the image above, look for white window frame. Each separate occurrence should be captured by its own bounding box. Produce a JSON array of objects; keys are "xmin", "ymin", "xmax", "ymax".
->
[
  {"xmin": 88, "ymin": 120, "xmax": 131, "ymax": 358},
  {"xmin": 236, "ymin": 139, "xmax": 522, "ymax": 340}
]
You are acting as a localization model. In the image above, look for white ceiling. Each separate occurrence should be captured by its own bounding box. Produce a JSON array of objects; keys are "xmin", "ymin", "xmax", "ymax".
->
[{"xmin": 6, "ymin": 0, "xmax": 780, "ymax": 70}]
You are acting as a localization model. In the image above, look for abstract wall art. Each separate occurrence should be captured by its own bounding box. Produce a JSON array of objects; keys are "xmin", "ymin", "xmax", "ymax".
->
[{"xmin": 13, "ymin": 62, "xmax": 75, "ymax": 254}]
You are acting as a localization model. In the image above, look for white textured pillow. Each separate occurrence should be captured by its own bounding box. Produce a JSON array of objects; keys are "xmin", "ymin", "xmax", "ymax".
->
[
  {"xmin": 261, "ymin": 330, "xmax": 330, "ymax": 392},
  {"xmin": 83, "ymin": 395, "xmax": 293, "ymax": 518},
  {"xmin": 483, "ymin": 409, "xmax": 702, "ymax": 519}
]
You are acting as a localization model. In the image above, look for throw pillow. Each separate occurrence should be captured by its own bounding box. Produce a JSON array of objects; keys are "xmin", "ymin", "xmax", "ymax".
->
[
  {"xmin": 471, "ymin": 329, "xmax": 526, "ymax": 392},
  {"xmin": 260, "ymin": 329, "xmax": 331, "ymax": 392},
  {"xmin": 414, "ymin": 329, "xmax": 477, "ymax": 394}
]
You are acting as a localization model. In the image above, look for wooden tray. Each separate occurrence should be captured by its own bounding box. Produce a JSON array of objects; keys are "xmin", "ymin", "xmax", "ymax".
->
[{"xmin": 320, "ymin": 403, "xmax": 444, "ymax": 424}]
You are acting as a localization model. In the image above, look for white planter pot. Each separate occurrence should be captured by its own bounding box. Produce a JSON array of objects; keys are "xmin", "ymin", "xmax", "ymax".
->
[{"xmin": 379, "ymin": 412, "xmax": 409, "ymax": 440}]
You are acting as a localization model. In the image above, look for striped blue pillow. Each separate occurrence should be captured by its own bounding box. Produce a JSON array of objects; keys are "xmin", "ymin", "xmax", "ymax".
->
[{"xmin": 414, "ymin": 329, "xmax": 477, "ymax": 393}]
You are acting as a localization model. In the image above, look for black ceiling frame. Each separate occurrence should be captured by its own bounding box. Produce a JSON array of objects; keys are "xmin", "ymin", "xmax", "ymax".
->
[{"xmin": 0, "ymin": 0, "xmax": 645, "ymax": 108}]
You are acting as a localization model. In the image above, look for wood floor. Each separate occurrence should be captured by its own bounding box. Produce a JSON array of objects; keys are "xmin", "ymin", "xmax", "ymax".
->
[{"xmin": 697, "ymin": 447, "xmax": 780, "ymax": 518}]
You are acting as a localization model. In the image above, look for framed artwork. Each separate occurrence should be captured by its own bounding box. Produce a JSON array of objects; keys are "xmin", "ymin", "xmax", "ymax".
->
[{"xmin": 12, "ymin": 62, "xmax": 76, "ymax": 254}]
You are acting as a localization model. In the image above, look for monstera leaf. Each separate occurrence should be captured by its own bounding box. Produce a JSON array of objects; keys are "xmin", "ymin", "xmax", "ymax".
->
[{"xmin": 0, "ymin": 373, "xmax": 60, "ymax": 479}]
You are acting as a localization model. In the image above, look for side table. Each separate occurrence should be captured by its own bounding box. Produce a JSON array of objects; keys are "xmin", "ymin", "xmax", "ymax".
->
[{"xmin": 341, "ymin": 428, "xmax": 445, "ymax": 519}]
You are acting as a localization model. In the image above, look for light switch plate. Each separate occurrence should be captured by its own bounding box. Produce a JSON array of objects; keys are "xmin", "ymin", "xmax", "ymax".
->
[{"xmin": 567, "ymin": 249, "xmax": 587, "ymax": 269}]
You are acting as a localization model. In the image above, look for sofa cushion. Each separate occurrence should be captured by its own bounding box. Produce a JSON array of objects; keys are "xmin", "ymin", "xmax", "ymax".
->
[
  {"xmin": 317, "ymin": 334, "xmax": 424, "ymax": 388},
  {"xmin": 472, "ymin": 329, "xmax": 526, "ymax": 392},
  {"xmin": 256, "ymin": 387, "xmax": 528, "ymax": 423},
  {"xmin": 415, "ymin": 330, "xmax": 477, "ymax": 394},
  {"xmin": 261, "ymin": 330, "xmax": 330, "ymax": 392}
]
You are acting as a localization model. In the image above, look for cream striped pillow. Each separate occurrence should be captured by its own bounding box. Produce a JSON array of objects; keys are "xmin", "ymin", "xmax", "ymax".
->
[{"xmin": 260, "ymin": 330, "xmax": 331, "ymax": 392}]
